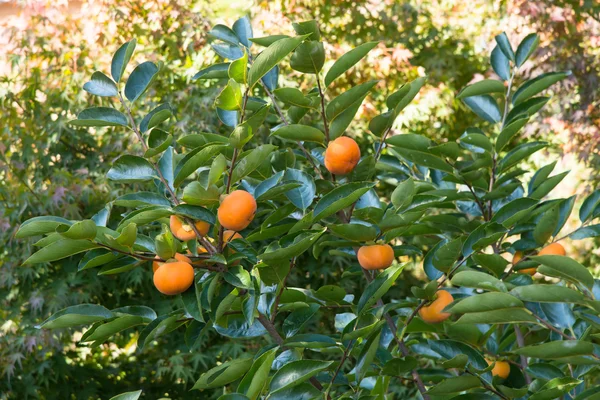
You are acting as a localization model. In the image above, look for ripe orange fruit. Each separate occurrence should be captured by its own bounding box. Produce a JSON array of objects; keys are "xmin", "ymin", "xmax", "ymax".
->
[
  {"xmin": 512, "ymin": 251, "xmax": 536, "ymax": 276},
  {"xmin": 153, "ymin": 260, "xmax": 194, "ymax": 295},
  {"xmin": 486, "ymin": 359, "xmax": 510, "ymax": 379},
  {"xmin": 217, "ymin": 190, "xmax": 257, "ymax": 231},
  {"xmin": 324, "ymin": 136, "xmax": 361, "ymax": 175},
  {"xmin": 538, "ymin": 242, "xmax": 566, "ymax": 256},
  {"xmin": 170, "ymin": 215, "xmax": 210, "ymax": 241},
  {"xmin": 357, "ymin": 244, "xmax": 395, "ymax": 270},
  {"xmin": 223, "ymin": 230, "xmax": 243, "ymax": 244},
  {"xmin": 418, "ymin": 290, "xmax": 453, "ymax": 324}
]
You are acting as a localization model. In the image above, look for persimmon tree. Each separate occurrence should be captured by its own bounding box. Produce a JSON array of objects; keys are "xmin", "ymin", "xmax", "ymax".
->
[{"xmin": 18, "ymin": 17, "xmax": 600, "ymax": 399}]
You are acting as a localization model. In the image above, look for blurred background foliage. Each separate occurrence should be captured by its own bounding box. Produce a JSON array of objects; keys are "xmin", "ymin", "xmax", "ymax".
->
[{"xmin": 1, "ymin": 0, "xmax": 599, "ymax": 398}]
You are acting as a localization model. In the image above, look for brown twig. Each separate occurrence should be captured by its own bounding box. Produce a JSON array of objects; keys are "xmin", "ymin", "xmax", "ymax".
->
[
  {"xmin": 514, "ymin": 325, "xmax": 531, "ymax": 385},
  {"xmin": 316, "ymin": 75, "xmax": 330, "ymax": 144}
]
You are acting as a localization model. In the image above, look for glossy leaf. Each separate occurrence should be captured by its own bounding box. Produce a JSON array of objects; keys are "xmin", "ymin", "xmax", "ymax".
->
[
  {"xmin": 70, "ymin": 107, "xmax": 129, "ymax": 127},
  {"xmin": 512, "ymin": 71, "xmax": 571, "ymax": 105},
  {"xmin": 247, "ymin": 35, "xmax": 308, "ymax": 88},
  {"xmin": 324, "ymin": 41, "xmax": 378, "ymax": 87},
  {"xmin": 313, "ymin": 182, "xmax": 373, "ymax": 222},
  {"xmin": 111, "ymin": 39, "xmax": 136, "ymax": 83},
  {"xmin": 269, "ymin": 360, "xmax": 333, "ymax": 393},
  {"xmin": 271, "ymin": 124, "xmax": 324, "ymax": 143},
  {"xmin": 83, "ymin": 71, "xmax": 118, "ymax": 97},
  {"xmin": 36, "ymin": 304, "xmax": 112, "ymax": 329},
  {"xmin": 124, "ymin": 61, "xmax": 159, "ymax": 102},
  {"xmin": 457, "ymin": 79, "xmax": 505, "ymax": 99},
  {"xmin": 107, "ymin": 155, "xmax": 158, "ymax": 183},
  {"xmin": 357, "ymin": 264, "xmax": 405, "ymax": 314}
]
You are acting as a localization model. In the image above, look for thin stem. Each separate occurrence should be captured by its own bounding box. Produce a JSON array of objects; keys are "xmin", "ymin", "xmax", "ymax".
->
[
  {"xmin": 467, "ymin": 371, "xmax": 510, "ymax": 400},
  {"xmin": 533, "ymin": 314, "xmax": 576, "ymax": 340},
  {"xmin": 514, "ymin": 325, "xmax": 531, "ymax": 385},
  {"xmin": 374, "ymin": 126, "xmax": 392, "ymax": 161},
  {"xmin": 316, "ymin": 75, "xmax": 330, "ymax": 143}
]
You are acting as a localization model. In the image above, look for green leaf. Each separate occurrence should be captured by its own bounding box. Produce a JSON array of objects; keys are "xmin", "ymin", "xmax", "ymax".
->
[
  {"xmin": 36, "ymin": 304, "xmax": 112, "ymax": 329},
  {"xmin": 260, "ymin": 229, "xmax": 325, "ymax": 264},
  {"xmin": 448, "ymin": 292, "xmax": 523, "ymax": 314},
  {"xmin": 533, "ymin": 204, "xmax": 560, "ymax": 245},
  {"xmin": 495, "ymin": 32, "xmax": 515, "ymax": 61},
  {"xmin": 325, "ymin": 41, "xmax": 378, "ymax": 87},
  {"xmin": 70, "ymin": 107, "xmax": 129, "ymax": 127},
  {"xmin": 388, "ymin": 77, "xmax": 426, "ymax": 115},
  {"xmin": 247, "ymin": 35, "xmax": 309, "ymax": 88},
  {"xmin": 491, "ymin": 197, "xmax": 538, "ymax": 228},
  {"xmin": 192, "ymin": 357, "xmax": 253, "ymax": 390},
  {"xmin": 57, "ymin": 219, "xmax": 97, "ymax": 240},
  {"xmin": 182, "ymin": 182, "xmax": 220, "ymax": 206},
  {"xmin": 209, "ymin": 24, "xmax": 240, "ymax": 45},
  {"xmin": 292, "ymin": 20, "xmax": 320, "ymax": 40},
  {"xmin": 507, "ymin": 96, "xmax": 550, "ymax": 123},
  {"xmin": 491, "ymin": 45, "xmax": 510, "ymax": 81},
  {"xmin": 83, "ymin": 71, "xmax": 118, "ymax": 97},
  {"xmin": 233, "ymin": 16, "xmax": 253, "ymax": 47},
  {"xmin": 283, "ymin": 168, "xmax": 315, "ymax": 210},
  {"xmin": 107, "ymin": 155, "xmax": 158, "ymax": 183},
  {"xmin": 231, "ymin": 144, "xmax": 277, "ymax": 183},
  {"xmin": 473, "ymin": 253, "xmax": 509, "ymax": 277},
  {"xmin": 530, "ymin": 377, "xmax": 582, "ymax": 400},
  {"xmin": 238, "ymin": 348, "xmax": 278, "ymax": 400},
  {"xmin": 455, "ymin": 308, "xmax": 537, "ymax": 324},
  {"xmin": 328, "ymin": 224, "xmax": 377, "ymax": 242},
  {"xmin": 313, "ymin": 182, "xmax": 374, "ymax": 222},
  {"xmin": 81, "ymin": 315, "xmax": 146, "ymax": 343},
  {"xmin": 111, "ymin": 39, "xmax": 136, "ymax": 83},
  {"xmin": 290, "ymin": 41, "xmax": 325, "ymax": 74},
  {"xmin": 24, "ymin": 239, "xmax": 99, "ymax": 265},
  {"xmin": 357, "ymin": 264, "xmax": 405, "ymax": 315},
  {"xmin": 515, "ymin": 33, "xmax": 539, "ymax": 67},
  {"xmin": 570, "ymin": 224, "xmax": 600, "ymax": 240},
  {"xmin": 579, "ymin": 189, "xmax": 600, "ymax": 223},
  {"xmin": 140, "ymin": 103, "xmax": 172, "ymax": 133},
  {"xmin": 98, "ymin": 257, "xmax": 140, "ymax": 275},
  {"xmin": 356, "ymin": 329, "xmax": 382, "ymax": 382},
  {"xmin": 513, "ymin": 71, "xmax": 571, "ymax": 105},
  {"xmin": 496, "ymin": 116, "xmax": 528, "ymax": 151},
  {"xmin": 513, "ymin": 341, "xmax": 593, "ymax": 359},
  {"xmin": 392, "ymin": 147, "xmax": 454, "ymax": 173},
  {"xmin": 510, "ymin": 284, "xmax": 585, "ymax": 303},
  {"xmin": 174, "ymin": 144, "xmax": 228, "ymax": 187},
  {"xmin": 78, "ymin": 249, "xmax": 118, "ymax": 271},
  {"xmin": 282, "ymin": 304, "xmax": 319, "ymax": 337},
  {"xmin": 326, "ymin": 80, "xmax": 378, "ymax": 121},
  {"xmin": 284, "ymin": 334, "xmax": 337, "ymax": 349},
  {"xmin": 16, "ymin": 216, "xmax": 72, "ymax": 238},
  {"xmin": 427, "ymin": 375, "xmax": 481, "ymax": 394},
  {"xmin": 273, "ymin": 87, "xmax": 313, "ymax": 108},
  {"xmin": 193, "ymin": 63, "xmax": 230, "ymax": 80},
  {"xmin": 532, "ymin": 255, "xmax": 594, "ymax": 289},
  {"xmin": 144, "ymin": 129, "xmax": 172, "ymax": 157},
  {"xmin": 381, "ymin": 357, "xmax": 418, "ymax": 376},
  {"xmin": 391, "ymin": 178, "xmax": 415, "ymax": 210},
  {"xmin": 215, "ymin": 78, "xmax": 243, "ymax": 110},
  {"xmin": 269, "ymin": 360, "xmax": 333, "ymax": 393},
  {"xmin": 271, "ymin": 124, "xmax": 324, "ymax": 143},
  {"xmin": 498, "ymin": 141, "xmax": 547, "ymax": 173},
  {"xmin": 116, "ymin": 206, "xmax": 172, "ymax": 229},
  {"xmin": 124, "ymin": 61, "xmax": 159, "ymax": 102},
  {"xmin": 229, "ymin": 50, "xmax": 248, "ymax": 84},
  {"xmin": 450, "ymin": 270, "xmax": 507, "ymax": 292},
  {"xmin": 462, "ymin": 222, "xmax": 508, "ymax": 257},
  {"xmin": 457, "ymin": 79, "xmax": 505, "ymax": 99},
  {"xmin": 462, "ymin": 95, "xmax": 501, "ymax": 123},
  {"xmin": 109, "ymin": 390, "xmax": 142, "ymax": 400},
  {"xmin": 249, "ymin": 35, "xmax": 290, "ymax": 47}
]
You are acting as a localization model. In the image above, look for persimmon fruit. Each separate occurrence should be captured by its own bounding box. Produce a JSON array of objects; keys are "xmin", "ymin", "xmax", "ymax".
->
[
  {"xmin": 418, "ymin": 290, "xmax": 453, "ymax": 323},
  {"xmin": 217, "ymin": 190, "xmax": 257, "ymax": 231},
  {"xmin": 170, "ymin": 215, "xmax": 210, "ymax": 241},
  {"xmin": 512, "ymin": 251, "xmax": 536, "ymax": 276},
  {"xmin": 538, "ymin": 242, "xmax": 566, "ymax": 256},
  {"xmin": 324, "ymin": 136, "xmax": 361, "ymax": 175},
  {"xmin": 153, "ymin": 260, "xmax": 194, "ymax": 295},
  {"xmin": 486, "ymin": 359, "xmax": 510, "ymax": 379},
  {"xmin": 357, "ymin": 244, "xmax": 395, "ymax": 270}
]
